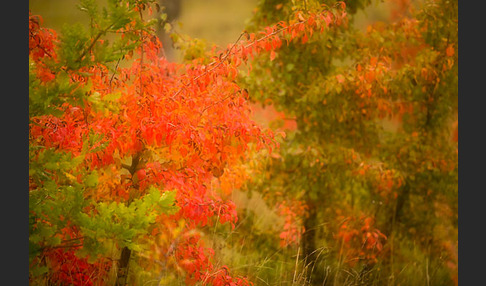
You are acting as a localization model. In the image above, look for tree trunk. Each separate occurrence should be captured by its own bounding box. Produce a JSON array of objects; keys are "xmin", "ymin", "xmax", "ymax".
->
[
  {"xmin": 384, "ymin": 183, "xmax": 410, "ymax": 237},
  {"xmin": 115, "ymin": 247, "xmax": 132, "ymax": 286},
  {"xmin": 302, "ymin": 201, "xmax": 318, "ymax": 278},
  {"xmin": 379, "ymin": 182, "xmax": 410, "ymax": 285}
]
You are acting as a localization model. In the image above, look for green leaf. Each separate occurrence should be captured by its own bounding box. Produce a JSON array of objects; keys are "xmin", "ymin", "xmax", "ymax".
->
[{"xmin": 84, "ymin": 170, "xmax": 99, "ymax": 187}]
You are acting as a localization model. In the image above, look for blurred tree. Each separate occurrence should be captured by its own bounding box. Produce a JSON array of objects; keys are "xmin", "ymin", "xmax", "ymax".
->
[{"xmin": 241, "ymin": 0, "xmax": 458, "ymax": 284}]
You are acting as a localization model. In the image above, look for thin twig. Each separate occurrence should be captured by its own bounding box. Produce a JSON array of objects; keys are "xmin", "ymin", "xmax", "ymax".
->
[
  {"xmin": 199, "ymin": 93, "xmax": 233, "ymax": 117},
  {"xmin": 109, "ymin": 56, "xmax": 123, "ymax": 89},
  {"xmin": 170, "ymin": 31, "xmax": 247, "ymax": 100},
  {"xmin": 75, "ymin": 23, "xmax": 115, "ymax": 64},
  {"xmin": 170, "ymin": 13, "xmax": 321, "ymax": 102}
]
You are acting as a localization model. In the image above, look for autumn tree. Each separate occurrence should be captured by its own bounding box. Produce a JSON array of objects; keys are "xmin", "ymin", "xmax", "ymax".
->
[
  {"xmin": 29, "ymin": 0, "xmax": 344, "ymax": 285},
  {"xmin": 231, "ymin": 0, "xmax": 458, "ymax": 284}
]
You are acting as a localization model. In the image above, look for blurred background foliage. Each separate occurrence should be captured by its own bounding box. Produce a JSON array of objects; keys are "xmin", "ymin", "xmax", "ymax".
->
[{"xmin": 235, "ymin": 0, "xmax": 457, "ymax": 285}]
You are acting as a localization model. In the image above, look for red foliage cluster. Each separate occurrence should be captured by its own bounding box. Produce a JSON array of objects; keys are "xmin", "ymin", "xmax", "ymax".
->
[
  {"xmin": 336, "ymin": 215, "xmax": 387, "ymax": 266},
  {"xmin": 29, "ymin": 13, "xmax": 57, "ymax": 61},
  {"xmin": 29, "ymin": 2, "xmax": 348, "ymax": 283},
  {"xmin": 176, "ymin": 234, "xmax": 214, "ymax": 284},
  {"xmin": 46, "ymin": 248, "xmax": 111, "ymax": 286},
  {"xmin": 210, "ymin": 265, "xmax": 254, "ymax": 286},
  {"xmin": 29, "ymin": 12, "xmax": 57, "ymax": 81},
  {"xmin": 175, "ymin": 234, "xmax": 253, "ymax": 286},
  {"xmin": 276, "ymin": 200, "xmax": 308, "ymax": 247}
]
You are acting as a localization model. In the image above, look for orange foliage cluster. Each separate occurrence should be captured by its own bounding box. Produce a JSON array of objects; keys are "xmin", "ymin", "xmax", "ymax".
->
[
  {"xmin": 353, "ymin": 56, "xmax": 392, "ymax": 119},
  {"xmin": 338, "ymin": 14, "xmax": 457, "ymax": 127},
  {"xmin": 29, "ymin": 2, "xmax": 348, "ymax": 284},
  {"xmin": 336, "ymin": 215, "xmax": 387, "ymax": 266}
]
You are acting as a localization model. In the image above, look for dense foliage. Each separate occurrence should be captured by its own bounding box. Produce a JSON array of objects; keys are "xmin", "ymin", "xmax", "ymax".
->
[
  {"xmin": 226, "ymin": 0, "xmax": 458, "ymax": 285},
  {"xmin": 29, "ymin": 0, "xmax": 350, "ymax": 285},
  {"xmin": 29, "ymin": 0, "xmax": 457, "ymax": 285}
]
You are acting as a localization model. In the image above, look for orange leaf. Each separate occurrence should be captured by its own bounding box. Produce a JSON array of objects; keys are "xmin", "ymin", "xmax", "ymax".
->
[
  {"xmin": 301, "ymin": 33, "xmax": 308, "ymax": 44},
  {"xmin": 370, "ymin": 57, "xmax": 378, "ymax": 67},
  {"xmin": 298, "ymin": 12, "xmax": 306, "ymax": 22},
  {"xmin": 336, "ymin": 74, "xmax": 345, "ymax": 83},
  {"xmin": 446, "ymin": 44, "xmax": 454, "ymax": 57},
  {"xmin": 270, "ymin": 50, "xmax": 276, "ymax": 61}
]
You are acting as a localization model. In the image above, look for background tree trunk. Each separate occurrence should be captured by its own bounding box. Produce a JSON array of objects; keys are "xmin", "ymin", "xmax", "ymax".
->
[{"xmin": 302, "ymin": 200, "xmax": 318, "ymax": 281}]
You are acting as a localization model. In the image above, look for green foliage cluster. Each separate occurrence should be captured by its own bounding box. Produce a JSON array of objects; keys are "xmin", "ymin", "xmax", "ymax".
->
[
  {"xmin": 77, "ymin": 187, "xmax": 178, "ymax": 257},
  {"xmin": 218, "ymin": 0, "xmax": 458, "ymax": 285},
  {"xmin": 29, "ymin": 0, "xmax": 150, "ymax": 118}
]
